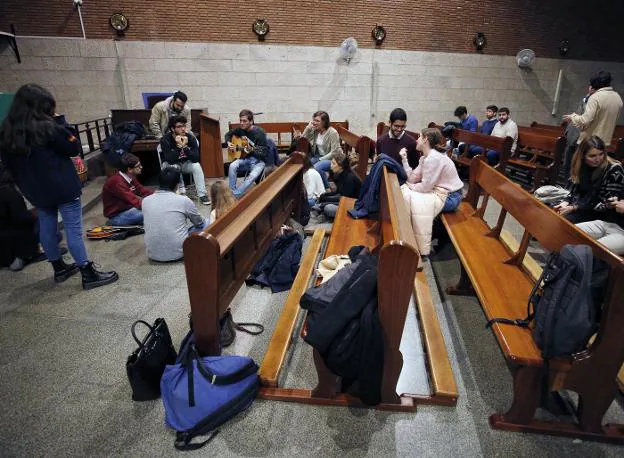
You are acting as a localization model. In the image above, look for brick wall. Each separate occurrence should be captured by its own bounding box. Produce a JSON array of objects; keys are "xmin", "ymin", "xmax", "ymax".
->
[{"xmin": 2, "ymin": 0, "xmax": 623, "ymax": 62}]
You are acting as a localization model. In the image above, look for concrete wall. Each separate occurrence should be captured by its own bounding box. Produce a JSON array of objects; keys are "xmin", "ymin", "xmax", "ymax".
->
[{"xmin": 1, "ymin": 38, "xmax": 623, "ymax": 139}]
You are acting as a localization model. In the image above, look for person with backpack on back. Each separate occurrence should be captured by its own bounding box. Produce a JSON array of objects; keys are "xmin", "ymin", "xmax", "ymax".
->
[{"xmin": 0, "ymin": 84, "xmax": 118, "ymax": 289}]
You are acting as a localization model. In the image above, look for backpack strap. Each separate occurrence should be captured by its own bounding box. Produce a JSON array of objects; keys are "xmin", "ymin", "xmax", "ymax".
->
[
  {"xmin": 174, "ymin": 430, "xmax": 219, "ymax": 451},
  {"xmin": 485, "ymin": 317, "xmax": 531, "ymax": 328}
]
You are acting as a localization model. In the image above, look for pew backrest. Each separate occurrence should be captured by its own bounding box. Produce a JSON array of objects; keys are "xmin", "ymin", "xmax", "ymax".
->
[
  {"xmin": 183, "ymin": 153, "xmax": 306, "ymax": 354},
  {"xmin": 335, "ymin": 125, "xmax": 372, "ymax": 181}
]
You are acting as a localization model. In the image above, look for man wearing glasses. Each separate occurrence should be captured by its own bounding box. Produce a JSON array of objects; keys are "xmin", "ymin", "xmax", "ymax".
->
[
  {"xmin": 376, "ymin": 108, "xmax": 419, "ymax": 168},
  {"xmin": 159, "ymin": 115, "xmax": 209, "ymax": 205},
  {"xmin": 102, "ymin": 153, "xmax": 154, "ymax": 225}
]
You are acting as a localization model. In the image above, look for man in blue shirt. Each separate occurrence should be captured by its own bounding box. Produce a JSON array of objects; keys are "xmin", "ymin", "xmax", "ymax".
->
[
  {"xmin": 480, "ymin": 105, "xmax": 498, "ymax": 135},
  {"xmin": 454, "ymin": 106, "xmax": 478, "ymax": 132}
]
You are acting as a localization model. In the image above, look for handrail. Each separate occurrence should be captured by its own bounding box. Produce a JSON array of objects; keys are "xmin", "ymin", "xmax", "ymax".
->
[{"xmin": 72, "ymin": 116, "xmax": 112, "ymax": 158}]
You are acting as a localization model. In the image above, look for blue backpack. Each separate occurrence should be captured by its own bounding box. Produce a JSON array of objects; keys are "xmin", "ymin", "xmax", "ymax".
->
[{"xmin": 161, "ymin": 343, "xmax": 259, "ymax": 450}]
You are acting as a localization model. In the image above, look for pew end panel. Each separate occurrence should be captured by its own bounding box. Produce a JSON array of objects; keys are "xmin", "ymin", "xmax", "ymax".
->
[{"xmin": 199, "ymin": 113, "xmax": 224, "ymax": 177}]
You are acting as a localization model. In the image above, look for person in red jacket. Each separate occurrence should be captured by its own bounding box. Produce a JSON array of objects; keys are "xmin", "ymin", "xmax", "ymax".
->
[{"xmin": 102, "ymin": 153, "xmax": 153, "ymax": 225}]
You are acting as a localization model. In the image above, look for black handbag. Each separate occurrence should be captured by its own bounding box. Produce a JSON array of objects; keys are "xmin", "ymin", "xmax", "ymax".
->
[{"xmin": 126, "ymin": 318, "xmax": 177, "ymax": 401}]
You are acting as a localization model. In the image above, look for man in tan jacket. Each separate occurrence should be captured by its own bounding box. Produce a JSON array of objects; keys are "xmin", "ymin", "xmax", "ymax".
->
[
  {"xmin": 564, "ymin": 71, "xmax": 623, "ymax": 146},
  {"xmin": 149, "ymin": 91, "xmax": 192, "ymax": 139}
]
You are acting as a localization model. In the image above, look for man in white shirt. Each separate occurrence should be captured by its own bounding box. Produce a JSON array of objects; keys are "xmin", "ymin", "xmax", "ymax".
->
[{"xmin": 488, "ymin": 107, "xmax": 518, "ymax": 165}]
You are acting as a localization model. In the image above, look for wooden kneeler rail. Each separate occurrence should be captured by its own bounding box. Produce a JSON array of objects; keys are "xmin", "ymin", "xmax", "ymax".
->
[{"xmin": 259, "ymin": 168, "xmax": 459, "ymax": 410}]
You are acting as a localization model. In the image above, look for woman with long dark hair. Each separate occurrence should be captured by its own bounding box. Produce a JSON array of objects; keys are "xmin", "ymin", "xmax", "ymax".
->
[
  {"xmin": 554, "ymin": 135, "xmax": 624, "ymax": 224},
  {"xmin": 0, "ymin": 84, "xmax": 118, "ymax": 289}
]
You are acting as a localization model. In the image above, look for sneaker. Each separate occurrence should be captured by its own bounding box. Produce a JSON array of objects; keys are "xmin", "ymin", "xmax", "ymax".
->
[
  {"xmin": 9, "ymin": 257, "xmax": 25, "ymax": 271},
  {"xmin": 178, "ymin": 183, "xmax": 187, "ymax": 195},
  {"xmin": 199, "ymin": 195, "xmax": 211, "ymax": 206},
  {"xmin": 80, "ymin": 262, "xmax": 119, "ymax": 290}
]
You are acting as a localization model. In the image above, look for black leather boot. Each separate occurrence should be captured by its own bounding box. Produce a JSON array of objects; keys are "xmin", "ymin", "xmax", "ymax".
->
[
  {"xmin": 80, "ymin": 262, "xmax": 119, "ymax": 290},
  {"xmin": 52, "ymin": 258, "xmax": 80, "ymax": 283}
]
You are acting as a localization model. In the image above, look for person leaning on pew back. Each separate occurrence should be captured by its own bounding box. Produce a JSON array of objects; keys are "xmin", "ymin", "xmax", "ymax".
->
[
  {"xmin": 149, "ymin": 90, "xmax": 192, "ymax": 140},
  {"xmin": 0, "ymin": 84, "xmax": 119, "ymax": 290},
  {"xmin": 554, "ymin": 135, "xmax": 624, "ymax": 224}
]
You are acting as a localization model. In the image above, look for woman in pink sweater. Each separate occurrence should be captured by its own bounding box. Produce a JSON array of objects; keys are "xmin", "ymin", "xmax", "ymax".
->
[{"xmin": 400, "ymin": 128, "xmax": 463, "ymax": 255}]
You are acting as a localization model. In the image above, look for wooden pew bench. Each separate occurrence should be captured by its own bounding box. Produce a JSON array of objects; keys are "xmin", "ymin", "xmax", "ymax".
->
[
  {"xmin": 183, "ymin": 153, "xmax": 306, "ymax": 354},
  {"xmin": 506, "ymin": 130, "xmax": 566, "ymax": 191},
  {"xmin": 334, "ymin": 125, "xmax": 374, "ymax": 182},
  {"xmin": 449, "ymin": 129, "xmax": 513, "ymax": 172},
  {"xmin": 259, "ymin": 167, "xmax": 458, "ymax": 409},
  {"xmin": 440, "ymin": 157, "xmax": 624, "ymax": 443}
]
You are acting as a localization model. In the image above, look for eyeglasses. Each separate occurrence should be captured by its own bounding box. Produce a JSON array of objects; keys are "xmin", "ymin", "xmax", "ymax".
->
[
  {"xmin": 174, "ymin": 124, "xmax": 185, "ymax": 128},
  {"xmin": 133, "ymin": 163, "xmax": 143, "ymax": 169},
  {"xmin": 391, "ymin": 124, "xmax": 406, "ymax": 130}
]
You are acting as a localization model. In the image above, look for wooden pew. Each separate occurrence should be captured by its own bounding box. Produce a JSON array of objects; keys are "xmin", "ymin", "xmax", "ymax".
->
[
  {"xmin": 259, "ymin": 167, "xmax": 459, "ymax": 409},
  {"xmin": 183, "ymin": 153, "xmax": 306, "ymax": 355},
  {"xmin": 440, "ymin": 157, "xmax": 624, "ymax": 443},
  {"xmin": 228, "ymin": 121, "xmax": 349, "ymax": 153},
  {"xmin": 450, "ymin": 129, "xmax": 513, "ymax": 172},
  {"xmin": 334, "ymin": 125, "xmax": 373, "ymax": 181},
  {"xmin": 199, "ymin": 114, "xmax": 225, "ymax": 178},
  {"xmin": 506, "ymin": 130, "xmax": 566, "ymax": 191}
]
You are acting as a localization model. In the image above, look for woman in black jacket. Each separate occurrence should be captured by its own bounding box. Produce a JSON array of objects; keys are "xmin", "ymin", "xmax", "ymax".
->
[
  {"xmin": 554, "ymin": 136, "xmax": 624, "ymax": 224},
  {"xmin": 318, "ymin": 155, "xmax": 362, "ymax": 220},
  {"xmin": 0, "ymin": 84, "xmax": 117, "ymax": 289}
]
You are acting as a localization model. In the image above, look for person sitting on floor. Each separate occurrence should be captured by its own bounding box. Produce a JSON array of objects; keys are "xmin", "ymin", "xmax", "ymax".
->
[
  {"xmin": 225, "ymin": 109, "xmax": 268, "ymax": 198},
  {"xmin": 142, "ymin": 167, "xmax": 208, "ymax": 262},
  {"xmin": 376, "ymin": 107, "xmax": 419, "ymax": 168},
  {"xmin": 401, "ymin": 128, "xmax": 464, "ymax": 256},
  {"xmin": 159, "ymin": 115, "xmax": 209, "ymax": 205},
  {"xmin": 294, "ymin": 111, "xmax": 343, "ymax": 189},
  {"xmin": 576, "ymin": 197, "xmax": 624, "ymax": 255},
  {"xmin": 0, "ymin": 165, "xmax": 45, "ymax": 271},
  {"xmin": 302, "ymin": 155, "xmax": 327, "ymax": 208},
  {"xmin": 555, "ymin": 135, "xmax": 624, "ymax": 224},
  {"xmin": 209, "ymin": 180, "xmax": 237, "ymax": 223},
  {"xmin": 102, "ymin": 153, "xmax": 153, "ymax": 226},
  {"xmin": 316, "ymin": 154, "xmax": 361, "ymax": 221}
]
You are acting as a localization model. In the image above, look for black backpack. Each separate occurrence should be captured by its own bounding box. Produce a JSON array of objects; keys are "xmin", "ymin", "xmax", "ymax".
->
[{"xmin": 488, "ymin": 244, "xmax": 608, "ymax": 358}]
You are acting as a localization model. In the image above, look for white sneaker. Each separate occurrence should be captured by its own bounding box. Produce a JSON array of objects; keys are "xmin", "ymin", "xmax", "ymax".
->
[{"xmin": 177, "ymin": 183, "xmax": 187, "ymax": 195}]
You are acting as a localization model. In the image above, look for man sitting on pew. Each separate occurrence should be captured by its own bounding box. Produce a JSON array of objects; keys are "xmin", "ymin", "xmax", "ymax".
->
[
  {"xmin": 225, "ymin": 109, "xmax": 268, "ymax": 198},
  {"xmin": 102, "ymin": 153, "xmax": 153, "ymax": 225},
  {"xmin": 159, "ymin": 115, "xmax": 209, "ymax": 205},
  {"xmin": 149, "ymin": 91, "xmax": 192, "ymax": 139},
  {"xmin": 142, "ymin": 167, "xmax": 208, "ymax": 262},
  {"xmin": 464, "ymin": 105, "xmax": 499, "ymax": 158},
  {"xmin": 376, "ymin": 108, "xmax": 418, "ymax": 168},
  {"xmin": 454, "ymin": 106, "xmax": 478, "ymax": 132},
  {"xmin": 475, "ymin": 107, "xmax": 518, "ymax": 165}
]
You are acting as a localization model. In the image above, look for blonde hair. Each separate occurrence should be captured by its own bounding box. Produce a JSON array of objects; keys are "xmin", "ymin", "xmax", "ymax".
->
[
  {"xmin": 569, "ymin": 136, "xmax": 614, "ymax": 184},
  {"xmin": 210, "ymin": 181, "xmax": 236, "ymax": 219},
  {"xmin": 420, "ymin": 128, "xmax": 446, "ymax": 153}
]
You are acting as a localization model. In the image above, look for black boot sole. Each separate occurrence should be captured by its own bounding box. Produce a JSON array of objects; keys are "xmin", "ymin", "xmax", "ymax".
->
[
  {"xmin": 82, "ymin": 272, "xmax": 119, "ymax": 290},
  {"xmin": 54, "ymin": 265, "xmax": 80, "ymax": 283}
]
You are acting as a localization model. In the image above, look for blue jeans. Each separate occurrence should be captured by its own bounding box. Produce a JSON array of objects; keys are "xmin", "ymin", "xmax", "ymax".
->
[
  {"xmin": 188, "ymin": 218, "xmax": 208, "ymax": 235},
  {"xmin": 314, "ymin": 159, "xmax": 331, "ymax": 189},
  {"xmin": 108, "ymin": 207, "xmax": 144, "ymax": 226},
  {"xmin": 442, "ymin": 190, "xmax": 462, "ymax": 212},
  {"xmin": 228, "ymin": 157, "xmax": 265, "ymax": 197},
  {"xmin": 38, "ymin": 198, "xmax": 88, "ymax": 265}
]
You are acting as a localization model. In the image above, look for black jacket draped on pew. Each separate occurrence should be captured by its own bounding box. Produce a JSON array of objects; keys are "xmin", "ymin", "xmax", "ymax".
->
[{"xmin": 300, "ymin": 247, "xmax": 383, "ymax": 405}]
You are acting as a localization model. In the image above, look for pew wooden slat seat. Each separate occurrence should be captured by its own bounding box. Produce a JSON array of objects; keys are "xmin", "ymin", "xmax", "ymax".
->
[
  {"xmin": 507, "ymin": 130, "xmax": 566, "ymax": 191},
  {"xmin": 440, "ymin": 157, "xmax": 624, "ymax": 443},
  {"xmin": 259, "ymin": 167, "xmax": 458, "ymax": 409},
  {"xmin": 183, "ymin": 153, "xmax": 306, "ymax": 355},
  {"xmin": 228, "ymin": 121, "xmax": 349, "ymax": 153}
]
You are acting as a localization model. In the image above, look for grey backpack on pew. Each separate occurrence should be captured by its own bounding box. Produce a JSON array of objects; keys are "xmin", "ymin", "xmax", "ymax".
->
[{"xmin": 487, "ymin": 244, "xmax": 608, "ymax": 358}]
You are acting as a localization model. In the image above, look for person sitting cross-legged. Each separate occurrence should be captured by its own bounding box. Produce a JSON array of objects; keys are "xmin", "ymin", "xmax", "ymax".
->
[
  {"xmin": 159, "ymin": 115, "xmax": 209, "ymax": 205},
  {"xmin": 102, "ymin": 153, "xmax": 153, "ymax": 226},
  {"xmin": 225, "ymin": 109, "xmax": 268, "ymax": 198},
  {"xmin": 142, "ymin": 167, "xmax": 209, "ymax": 262}
]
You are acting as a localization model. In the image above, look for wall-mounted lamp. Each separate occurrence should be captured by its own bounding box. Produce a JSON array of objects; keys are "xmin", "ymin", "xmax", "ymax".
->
[
  {"xmin": 473, "ymin": 32, "xmax": 486, "ymax": 52},
  {"xmin": 559, "ymin": 40, "xmax": 570, "ymax": 57},
  {"xmin": 109, "ymin": 12, "xmax": 129, "ymax": 39},
  {"xmin": 252, "ymin": 19, "xmax": 269, "ymax": 41},
  {"xmin": 372, "ymin": 25, "xmax": 386, "ymax": 46}
]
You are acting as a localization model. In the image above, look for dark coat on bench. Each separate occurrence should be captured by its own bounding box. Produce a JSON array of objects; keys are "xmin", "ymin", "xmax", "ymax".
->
[
  {"xmin": 301, "ymin": 248, "xmax": 383, "ymax": 405},
  {"xmin": 348, "ymin": 154, "xmax": 406, "ymax": 219}
]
